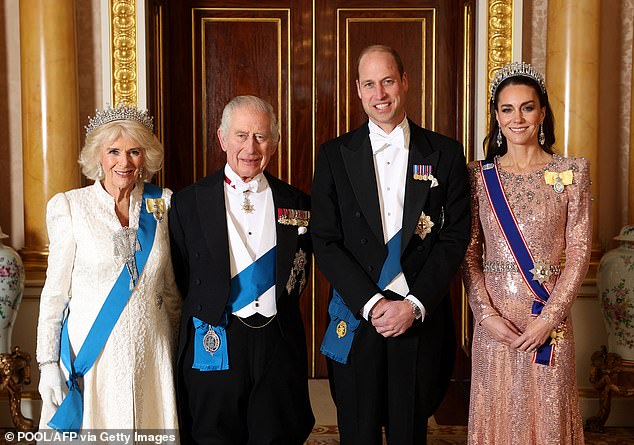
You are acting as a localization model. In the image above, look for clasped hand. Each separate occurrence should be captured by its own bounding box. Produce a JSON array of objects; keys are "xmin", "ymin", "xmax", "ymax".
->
[
  {"xmin": 481, "ymin": 315, "xmax": 552, "ymax": 352},
  {"xmin": 370, "ymin": 298, "xmax": 415, "ymax": 337}
]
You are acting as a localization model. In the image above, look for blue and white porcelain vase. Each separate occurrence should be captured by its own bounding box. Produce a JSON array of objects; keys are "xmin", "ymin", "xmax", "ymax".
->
[
  {"xmin": 0, "ymin": 226, "xmax": 25, "ymax": 354},
  {"xmin": 598, "ymin": 225, "xmax": 634, "ymax": 362}
]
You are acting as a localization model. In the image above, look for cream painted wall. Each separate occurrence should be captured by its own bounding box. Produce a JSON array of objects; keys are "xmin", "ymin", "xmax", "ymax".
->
[
  {"xmin": 522, "ymin": 0, "xmax": 634, "ymax": 426},
  {"xmin": 0, "ymin": 0, "xmax": 102, "ymax": 426},
  {"xmin": 0, "ymin": 0, "xmax": 24, "ymax": 249}
]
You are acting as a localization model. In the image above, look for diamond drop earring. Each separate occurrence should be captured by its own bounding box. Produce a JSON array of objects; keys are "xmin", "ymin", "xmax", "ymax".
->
[
  {"xmin": 496, "ymin": 127, "xmax": 503, "ymax": 148},
  {"xmin": 539, "ymin": 124, "xmax": 546, "ymax": 146},
  {"xmin": 96, "ymin": 162, "xmax": 104, "ymax": 179}
]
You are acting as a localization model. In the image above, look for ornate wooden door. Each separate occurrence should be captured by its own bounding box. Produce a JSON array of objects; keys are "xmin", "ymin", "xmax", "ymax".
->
[{"xmin": 148, "ymin": 0, "xmax": 474, "ymax": 424}]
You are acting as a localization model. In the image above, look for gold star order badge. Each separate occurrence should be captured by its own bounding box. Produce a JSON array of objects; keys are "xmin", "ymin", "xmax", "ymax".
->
[
  {"xmin": 415, "ymin": 213, "xmax": 434, "ymax": 240},
  {"xmin": 530, "ymin": 260, "xmax": 551, "ymax": 284},
  {"xmin": 336, "ymin": 320, "xmax": 347, "ymax": 339}
]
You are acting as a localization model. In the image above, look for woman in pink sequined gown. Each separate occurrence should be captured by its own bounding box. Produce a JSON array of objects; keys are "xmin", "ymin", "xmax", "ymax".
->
[{"xmin": 463, "ymin": 62, "xmax": 591, "ymax": 444}]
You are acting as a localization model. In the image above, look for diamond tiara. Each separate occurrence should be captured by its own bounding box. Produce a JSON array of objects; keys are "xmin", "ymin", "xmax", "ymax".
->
[
  {"xmin": 85, "ymin": 104, "xmax": 154, "ymax": 136},
  {"xmin": 489, "ymin": 61, "xmax": 546, "ymax": 101}
]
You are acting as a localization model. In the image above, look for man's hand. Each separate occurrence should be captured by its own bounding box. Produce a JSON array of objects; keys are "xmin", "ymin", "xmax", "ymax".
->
[{"xmin": 370, "ymin": 299, "xmax": 415, "ymax": 337}]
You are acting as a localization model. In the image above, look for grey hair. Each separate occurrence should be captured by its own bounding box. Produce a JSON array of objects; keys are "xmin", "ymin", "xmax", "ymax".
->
[
  {"xmin": 78, "ymin": 119, "xmax": 164, "ymax": 181},
  {"xmin": 218, "ymin": 95, "xmax": 279, "ymax": 141}
]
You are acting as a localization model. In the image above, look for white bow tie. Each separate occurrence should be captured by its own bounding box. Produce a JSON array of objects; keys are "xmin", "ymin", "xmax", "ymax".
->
[
  {"xmin": 225, "ymin": 176, "xmax": 257, "ymax": 193},
  {"xmin": 369, "ymin": 128, "xmax": 405, "ymax": 153}
]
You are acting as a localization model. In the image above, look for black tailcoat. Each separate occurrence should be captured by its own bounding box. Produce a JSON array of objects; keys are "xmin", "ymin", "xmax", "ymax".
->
[
  {"xmin": 311, "ymin": 120, "xmax": 470, "ymax": 444},
  {"xmin": 169, "ymin": 169, "xmax": 314, "ymax": 444}
]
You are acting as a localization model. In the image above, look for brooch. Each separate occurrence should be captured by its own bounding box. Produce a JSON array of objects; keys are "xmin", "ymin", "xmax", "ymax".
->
[
  {"xmin": 530, "ymin": 260, "xmax": 553, "ymax": 284},
  {"xmin": 415, "ymin": 212, "xmax": 435, "ymax": 240},
  {"xmin": 413, "ymin": 164, "xmax": 438, "ymax": 187},
  {"xmin": 145, "ymin": 198, "xmax": 166, "ymax": 221},
  {"xmin": 549, "ymin": 327, "xmax": 565, "ymax": 346},
  {"xmin": 336, "ymin": 320, "xmax": 347, "ymax": 338},
  {"xmin": 277, "ymin": 208, "xmax": 310, "ymax": 229},
  {"xmin": 241, "ymin": 191, "xmax": 255, "ymax": 214},
  {"xmin": 286, "ymin": 249, "xmax": 308, "ymax": 294},
  {"xmin": 544, "ymin": 170, "xmax": 573, "ymax": 194},
  {"xmin": 203, "ymin": 326, "xmax": 221, "ymax": 355},
  {"xmin": 113, "ymin": 226, "xmax": 140, "ymax": 289}
]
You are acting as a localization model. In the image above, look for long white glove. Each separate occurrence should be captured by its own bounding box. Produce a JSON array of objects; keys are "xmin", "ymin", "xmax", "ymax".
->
[{"xmin": 38, "ymin": 364, "xmax": 66, "ymax": 411}]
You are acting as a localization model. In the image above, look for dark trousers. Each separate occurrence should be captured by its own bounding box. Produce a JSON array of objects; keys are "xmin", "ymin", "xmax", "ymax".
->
[
  {"xmin": 330, "ymin": 320, "xmax": 431, "ymax": 445},
  {"xmin": 181, "ymin": 314, "xmax": 314, "ymax": 445}
]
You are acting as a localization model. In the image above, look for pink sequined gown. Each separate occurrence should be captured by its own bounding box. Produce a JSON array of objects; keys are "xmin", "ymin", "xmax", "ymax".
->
[{"xmin": 463, "ymin": 154, "xmax": 591, "ymax": 445}]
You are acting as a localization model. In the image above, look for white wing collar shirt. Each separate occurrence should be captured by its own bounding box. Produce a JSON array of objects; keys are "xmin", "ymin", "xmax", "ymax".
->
[
  {"xmin": 362, "ymin": 117, "xmax": 426, "ymax": 320},
  {"xmin": 223, "ymin": 164, "xmax": 277, "ymax": 318}
]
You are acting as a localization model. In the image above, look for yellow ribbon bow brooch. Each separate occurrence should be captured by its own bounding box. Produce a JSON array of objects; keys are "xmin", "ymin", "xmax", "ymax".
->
[
  {"xmin": 145, "ymin": 198, "xmax": 166, "ymax": 222},
  {"xmin": 544, "ymin": 170, "xmax": 573, "ymax": 194}
]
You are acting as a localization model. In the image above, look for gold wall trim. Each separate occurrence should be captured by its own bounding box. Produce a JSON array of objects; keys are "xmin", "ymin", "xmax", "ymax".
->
[
  {"xmin": 462, "ymin": 1, "xmax": 474, "ymax": 354},
  {"xmin": 463, "ymin": 3, "xmax": 473, "ymax": 162},
  {"xmin": 486, "ymin": 0, "xmax": 514, "ymax": 100},
  {"xmin": 152, "ymin": 3, "xmax": 166, "ymax": 187},
  {"xmin": 191, "ymin": 10, "xmax": 197, "ymax": 183},
  {"xmin": 110, "ymin": 0, "xmax": 138, "ymax": 105}
]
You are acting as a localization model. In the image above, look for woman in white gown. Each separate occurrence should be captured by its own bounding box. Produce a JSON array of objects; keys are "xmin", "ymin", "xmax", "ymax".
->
[{"xmin": 36, "ymin": 104, "xmax": 180, "ymax": 432}]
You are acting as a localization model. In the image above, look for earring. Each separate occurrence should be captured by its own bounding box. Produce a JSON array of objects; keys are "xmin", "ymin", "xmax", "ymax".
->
[
  {"xmin": 539, "ymin": 124, "xmax": 546, "ymax": 146},
  {"xmin": 138, "ymin": 167, "xmax": 144, "ymax": 180},
  {"xmin": 496, "ymin": 127, "xmax": 503, "ymax": 148},
  {"xmin": 96, "ymin": 162, "xmax": 104, "ymax": 179}
]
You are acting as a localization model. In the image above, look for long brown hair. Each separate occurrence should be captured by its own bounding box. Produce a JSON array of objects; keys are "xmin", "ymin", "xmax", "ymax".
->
[{"xmin": 484, "ymin": 76, "xmax": 555, "ymax": 160}]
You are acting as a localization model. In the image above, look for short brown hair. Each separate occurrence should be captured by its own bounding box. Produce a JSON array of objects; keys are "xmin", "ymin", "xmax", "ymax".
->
[{"xmin": 357, "ymin": 45, "xmax": 405, "ymax": 79}]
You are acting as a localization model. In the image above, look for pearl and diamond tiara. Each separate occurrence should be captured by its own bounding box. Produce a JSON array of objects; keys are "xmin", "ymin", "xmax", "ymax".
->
[
  {"xmin": 489, "ymin": 61, "xmax": 547, "ymax": 102},
  {"xmin": 84, "ymin": 103, "xmax": 154, "ymax": 136}
]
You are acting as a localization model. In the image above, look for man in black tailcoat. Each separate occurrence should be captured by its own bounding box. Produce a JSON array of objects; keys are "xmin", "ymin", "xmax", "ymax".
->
[
  {"xmin": 311, "ymin": 45, "xmax": 470, "ymax": 445},
  {"xmin": 170, "ymin": 95, "xmax": 314, "ymax": 444}
]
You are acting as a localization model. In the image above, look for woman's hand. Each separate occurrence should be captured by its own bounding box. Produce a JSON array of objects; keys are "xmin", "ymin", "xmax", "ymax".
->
[
  {"xmin": 481, "ymin": 315, "xmax": 522, "ymax": 345},
  {"xmin": 510, "ymin": 317, "xmax": 553, "ymax": 352},
  {"xmin": 38, "ymin": 364, "xmax": 66, "ymax": 410}
]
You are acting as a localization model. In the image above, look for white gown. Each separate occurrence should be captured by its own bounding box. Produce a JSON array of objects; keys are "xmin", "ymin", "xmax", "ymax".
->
[{"xmin": 36, "ymin": 180, "xmax": 180, "ymax": 431}]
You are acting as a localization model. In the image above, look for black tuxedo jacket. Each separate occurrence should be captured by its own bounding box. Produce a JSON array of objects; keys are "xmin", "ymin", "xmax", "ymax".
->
[
  {"xmin": 311, "ymin": 119, "xmax": 470, "ymax": 414},
  {"xmin": 169, "ymin": 168, "xmax": 312, "ymax": 372}
]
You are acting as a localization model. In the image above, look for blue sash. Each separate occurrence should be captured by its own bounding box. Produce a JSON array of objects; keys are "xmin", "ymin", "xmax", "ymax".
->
[
  {"xmin": 192, "ymin": 246, "xmax": 276, "ymax": 371},
  {"xmin": 320, "ymin": 231, "xmax": 402, "ymax": 364},
  {"xmin": 48, "ymin": 183, "xmax": 162, "ymax": 432},
  {"xmin": 480, "ymin": 161, "xmax": 553, "ymax": 366}
]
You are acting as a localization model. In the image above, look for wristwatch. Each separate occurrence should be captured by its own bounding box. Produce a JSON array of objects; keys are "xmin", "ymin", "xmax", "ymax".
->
[{"xmin": 407, "ymin": 299, "xmax": 422, "ymax": 320}]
